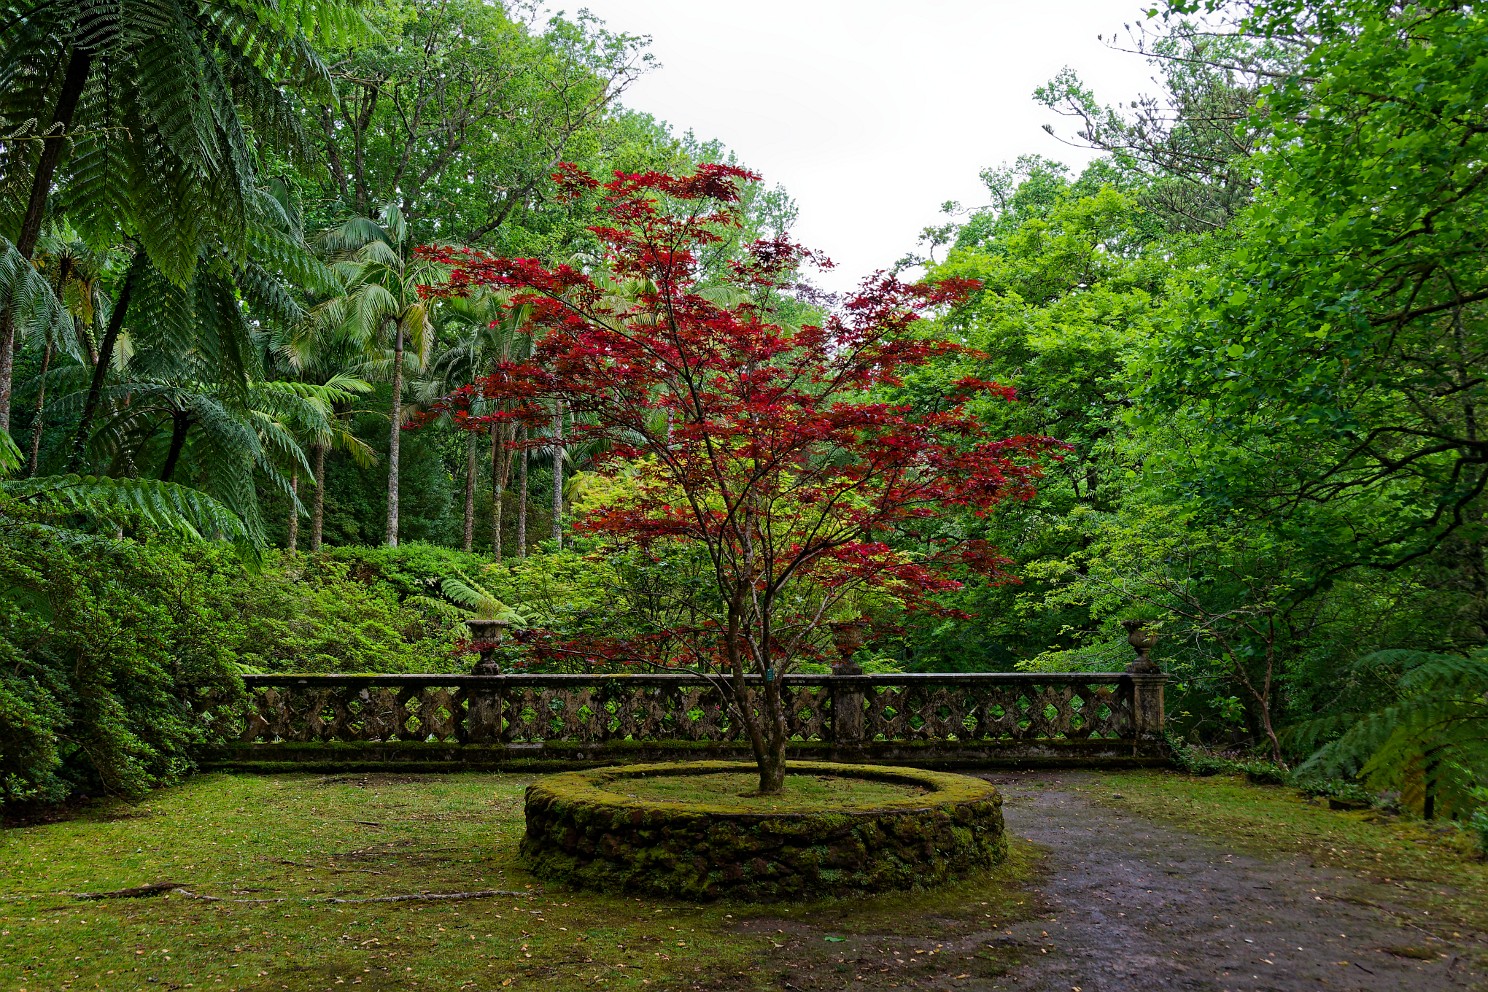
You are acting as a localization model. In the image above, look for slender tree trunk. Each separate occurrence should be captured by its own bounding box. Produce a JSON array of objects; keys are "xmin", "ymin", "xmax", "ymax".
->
[
  {"xmin": 159, "ymin": 411, "xmax": 189, "ymax": 482},
  {"xmin": 310, "ymin": 442, "xmax": 327, "ymax": 551},
  {"xmin": 287, "ymin": 469, "xmax": 300, "ymax": 551},
  {"xmin": 516, "ymin": 425, "xmax": 528, "ymax": 557},
  {"xmin": 491, "ymin": 421, "xmax": 503, "ymax": 558},
  {"xmin": 1423, "ymin": 748, "xmax": 1440, "ymax": 820},
  {"xmin": 71, "ymin": 252, "xmax": 143, "ymax": 468},
  {"xmin": 25, "ymin": 339, "xmax": 52, "ymax": 476},
  {"xmin": 492, "ymin": 420, "xmax": 519, "ymax": 557},
  {"xmin": 385, "ymin": 322, "xmax": 404, "ymax": 547},
  {"xmin": 0, "ymin": 46, "xmax": 92, "ymax": 433},
  {"xmin": 551, "ymin": 400, "xmax": 564, "ymax": 548},
  {"xmin": 75, "ymin": 314, "xmax": 97, "ymax": 368},
  {"xmin": 462, "ymin": 435, "xmax": 477, "ymax": 553}
]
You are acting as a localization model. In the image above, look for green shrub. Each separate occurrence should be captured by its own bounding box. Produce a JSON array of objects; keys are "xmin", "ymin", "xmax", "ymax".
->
[
  {"xmin": 221, "ymin": 547, "xmax": 475, "ymax": 674},
  {"xmin": 0, "ymin": 512, "xmax": 242, "ymax": 806}
]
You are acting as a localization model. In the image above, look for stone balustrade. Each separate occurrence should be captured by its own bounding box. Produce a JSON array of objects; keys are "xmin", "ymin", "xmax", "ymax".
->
[{"xmin": 201, "ymin": 671, "xmax": 1167, "ymax": 770}]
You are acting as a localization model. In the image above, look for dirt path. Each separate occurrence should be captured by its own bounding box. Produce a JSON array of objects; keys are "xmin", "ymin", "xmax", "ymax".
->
[{"xmin": 754, "ymin": 772, "xmax": 1487, "ymax": 992}]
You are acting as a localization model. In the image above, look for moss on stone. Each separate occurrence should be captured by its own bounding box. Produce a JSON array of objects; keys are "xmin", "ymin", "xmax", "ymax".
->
[{"xmin": 520, "ymin": 761, "xmax": 1007, "ymax": 902}]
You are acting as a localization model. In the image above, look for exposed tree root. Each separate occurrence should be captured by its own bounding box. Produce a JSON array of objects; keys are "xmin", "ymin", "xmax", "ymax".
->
[
  {"xmin": 73, "ymin": 883, "xmax": 184, "ymax": 900},
  {"xmin": 169, "ymin": 887, "xmax": 534, "ymax": 905}
]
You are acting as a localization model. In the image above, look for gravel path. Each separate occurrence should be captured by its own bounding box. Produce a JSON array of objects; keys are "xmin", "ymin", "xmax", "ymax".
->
[{"xmin": 755, "ymin": 772, "xmax": 1487, "ymax": 992}]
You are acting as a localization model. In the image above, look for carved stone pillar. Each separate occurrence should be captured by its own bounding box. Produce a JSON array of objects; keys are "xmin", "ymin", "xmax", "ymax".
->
[
  {"xmin": 830, "ymin": 676, "xmax": 866, "ymax": 745},
  {"xmin": 1120, "ymin": 621, "xmax": 1166, "ymax": 755},
  {"xmin": 464, "ymin": 619, "xmax": 507, "ymax": 743},
  {"xmin": 828, "ymin": 621, "xmax": 867, "ymax": 745}
]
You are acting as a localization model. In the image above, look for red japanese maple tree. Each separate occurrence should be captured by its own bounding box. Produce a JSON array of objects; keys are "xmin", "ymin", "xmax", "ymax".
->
[{"xmin": 421, "ymin": 164, "xmax": 1057, "ymax": 793}]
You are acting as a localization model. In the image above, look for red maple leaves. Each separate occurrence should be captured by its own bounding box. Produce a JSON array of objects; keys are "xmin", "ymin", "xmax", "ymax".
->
[{"xmin": 417, "ymin": 164, "xmax": 1061, "ymax": 675}]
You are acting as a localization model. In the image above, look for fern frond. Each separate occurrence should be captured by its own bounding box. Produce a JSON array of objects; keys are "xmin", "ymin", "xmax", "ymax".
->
[
  {"xmin": 4, "ymin": 473, "xmax": 252, "ymax": 544},
  {"xmin": 1290, "ymin": 651, "xmax": 1488, "ymax": 817},
  {"xmin": 439, "ymin": 574, "xmax": 524, "ymax": 624},
  {"xmin": 0, "ymin": 429, "xmax": 20, "ymax": 477}
]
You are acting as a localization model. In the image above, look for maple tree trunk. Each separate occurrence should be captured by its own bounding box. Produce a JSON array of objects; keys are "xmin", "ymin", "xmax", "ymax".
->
[
  {"xmin": 1256, "ymin": 692, "xmax": 1286, "ymax": 768},
  {"xmin": 550, "ymin": 400, "xmax": 563, "ymax": 548},
  {"xmin": 0, "ymin": 45, "xmax": 91, "ymax": 434},
  {"xmin": 516, "ymin": 425, "xmax": 528, "ymax": 557},
  {"xmin": 310, "ymin": 443, "xmax": 327, "ymax": 551},
  {"xmin": 462, "ymin": 436, "xmax": 477, "ymax": 553},
  {"xmin": 287, "ymin": 470, "xmax": 299, "ymax": 551},
  {"xmin": 25, "ymin": 338, "xmax": 52, "ymax": 476},
  {"xmin": 385, "ymin": 322, "xmax": 403, "ymax": 547},
  {"xmin": 758, "ymin": 675, "xmax": 788, "ymax": 795}
]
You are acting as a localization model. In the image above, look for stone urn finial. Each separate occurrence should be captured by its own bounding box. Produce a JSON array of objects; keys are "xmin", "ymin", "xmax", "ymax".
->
[
  {"xmin": 1121, "ymin": 620, "xmax": 1160, "ymax": 674},
  {"xmin": 466, "ymin": 618, "xmax": 509, "ymax": 675},
  {"xmin": 828, "ymin": 620, "xmax": 866, "ymax": 676}
]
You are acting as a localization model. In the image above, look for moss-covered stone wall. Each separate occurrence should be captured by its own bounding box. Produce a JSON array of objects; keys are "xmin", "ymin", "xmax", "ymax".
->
[{"xmin": 519, "ymin": 761, "xmax": 1007, "ymax": 901}]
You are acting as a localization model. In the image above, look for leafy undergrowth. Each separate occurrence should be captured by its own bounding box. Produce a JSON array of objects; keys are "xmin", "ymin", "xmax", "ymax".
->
[
  {"xmin": 0, "ymin": 772, "xmax": 1039, "ymax": 992},
  {"xmin": 608, "ymin": 772, "xmax": 924, "ymax": 809},
  {"xmin": 1083, "ymin": 770, "xmax": 1488, "ymax": 934}
]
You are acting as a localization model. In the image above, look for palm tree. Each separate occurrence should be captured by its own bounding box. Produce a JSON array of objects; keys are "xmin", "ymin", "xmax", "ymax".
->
[
  {"xmin": 421, "ymin": 291, "xmax": 533, "ymax": 554},
  {"xmin": 268, "ymin": 324, "xmax": 382, "ymax": 552},
  {"xmin": 269, "ymin": 376, "xmax": 377, "ymax": 551},
  {"xmin": 0, "ymin": 0, "xmax": 366, "ymax": 430},
  {"xmin": 316, "ymin": 205, "xmax": 447, "ymax": 547}
]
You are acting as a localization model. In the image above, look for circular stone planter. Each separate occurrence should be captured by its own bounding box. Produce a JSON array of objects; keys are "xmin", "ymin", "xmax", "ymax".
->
[{"xmin": 519, "ymin": 760, "xmax": 1007, "ymax": 901}]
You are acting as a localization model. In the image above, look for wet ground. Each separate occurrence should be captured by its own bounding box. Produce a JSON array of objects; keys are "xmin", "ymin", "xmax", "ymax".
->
[{"xmin": 751, "ymin": 772, "xmax": 1488, "ymax": 992}]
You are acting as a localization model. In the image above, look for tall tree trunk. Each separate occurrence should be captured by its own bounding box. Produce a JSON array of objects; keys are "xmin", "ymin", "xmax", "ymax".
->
[
  {"xmin": 462, "ymin": 435, "xmax": 477, "ymax": 553},
  {"xmin": 75, "ymin": 313, "xmax": 97, "ymax": 368},
  {"xmin": 0, "ymin": 46, "xmax": 92, "ymax": 433},
  {"xmin": 551, "ymin": 400, "xmax": 564, "ymax": 548},
  {"xmin": 516, "ymin": 425, "xmax": 528, "ymax": 557},
  {"xmin": 287, "ymin": 469, "xmax": 299, "ymax": 551},
  {"xmin": 385, "ymin": 322, "xmax": 404, "ymax": 547},
  {"xmin": 159, "ymin": 411, "xmax": 189, "ymax": 482},
  {"xmin": 491, "ymin": 421, "xmax": 503, "ymax": 558},
  {"xmin": 310, "ymin": 442, "xmax": 327, "ymax": 551},
  {"xmin": 70, "ymin": 252, "xmax": 143, "ymax": 468},
  {"xmin": 25, "ymin": 338, "xmax": 52, "ymax": 476}
]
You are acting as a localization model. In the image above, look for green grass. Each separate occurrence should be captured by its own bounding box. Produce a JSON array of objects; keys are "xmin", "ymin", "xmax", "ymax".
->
[
  {"xmin": 0, "ymin": 773, "xmax": 1038, "ymax": 992},
  {"xmin": 5, "ymin": 769, "xmax": 1484, "ymax": 991},
  {"xmin": 606, "ymin": 772, "xmax": 924, "ymax": 810}
]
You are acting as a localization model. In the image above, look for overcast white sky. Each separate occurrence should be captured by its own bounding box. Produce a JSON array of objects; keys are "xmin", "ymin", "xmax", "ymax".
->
[{"xmin": 564, "ymin": 1, "xmax": 1161, "ymax": 293}]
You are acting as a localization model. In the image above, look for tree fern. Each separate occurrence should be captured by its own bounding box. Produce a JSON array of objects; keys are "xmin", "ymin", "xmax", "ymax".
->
[
  {"xmin": 0, "ymin": 0, "xmax": 370, "ymax": 427},
  {"xmin": 1288, "ymin": 650, "xmax": 1488, "ymax": 819},
  {"xmin": 3, "ymin": 473, "xmax": 251, "ymax": 546}
]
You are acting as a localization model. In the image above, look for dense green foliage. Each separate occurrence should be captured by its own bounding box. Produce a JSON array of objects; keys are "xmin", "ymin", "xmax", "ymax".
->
[
  {"xmin": 875, "ymin": 2, "xmax": 1488, "ymax": 818},
  {"xmin": 0, "ymin": 505, "xmax": 240, "ymax": 803},
  {"xmin": 0, "ymin": 0, "xmax": 1484, "ymax": 822}
]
